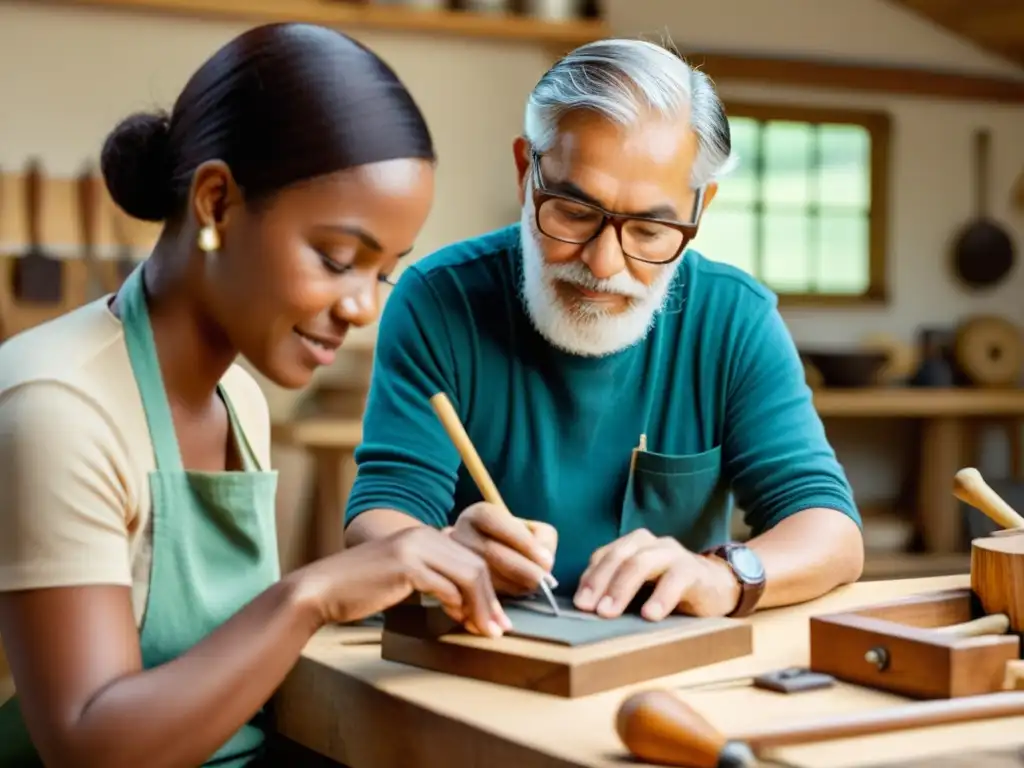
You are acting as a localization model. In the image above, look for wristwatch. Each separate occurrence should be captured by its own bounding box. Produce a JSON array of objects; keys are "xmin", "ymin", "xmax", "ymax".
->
[{"xmin": 703, "ymin": 542, "xmax": 766, "ymax": 618}]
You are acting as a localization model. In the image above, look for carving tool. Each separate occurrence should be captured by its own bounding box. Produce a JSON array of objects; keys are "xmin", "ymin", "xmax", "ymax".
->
[
  {"xmin": 504, "ymin": 595, "xmax": 600, "ymax": 621},
  {"xmin": 616, "ymin": 688, "xmax": 1024, "ymax": 767},
  {"xmin": 429, "ymin": 392, "xmax": 561, "ymax": 617},
  {"xmin": 674, "ymin": 667, "xmax": 836, "ymax": 694}
]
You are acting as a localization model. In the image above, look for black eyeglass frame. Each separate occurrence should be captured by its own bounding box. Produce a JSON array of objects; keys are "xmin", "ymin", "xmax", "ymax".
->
[{"xmin": 529, "ymin": 149, "xmax": 706, "ymax": 265}]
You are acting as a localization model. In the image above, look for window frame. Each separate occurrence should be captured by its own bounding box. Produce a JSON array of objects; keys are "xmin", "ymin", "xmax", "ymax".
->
[{"xmin": 713, "ymin": 101, "xmax": 893, "ymax": 307}]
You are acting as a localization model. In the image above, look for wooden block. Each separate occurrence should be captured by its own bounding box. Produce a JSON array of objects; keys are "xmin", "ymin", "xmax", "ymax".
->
[
  {"xmin": 972, "ymin": 534, "xmax": 1024, "ymax": 633},
  {"xmin": 1005, "ymin": 660, "xmax": 1024, "ymax": 690},
  {"xmin": 809, "ymin": 588, "xmax": 1020, "ymax": 700},
  {"xmin": 380, "ymin": 600, "xmax": 752, "ymax": 698}
]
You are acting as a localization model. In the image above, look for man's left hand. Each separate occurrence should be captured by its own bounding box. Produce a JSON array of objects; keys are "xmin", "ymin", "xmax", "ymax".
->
[{"xmin": 572, "ymin": 529, "xmax": 741, "ymax": 620}]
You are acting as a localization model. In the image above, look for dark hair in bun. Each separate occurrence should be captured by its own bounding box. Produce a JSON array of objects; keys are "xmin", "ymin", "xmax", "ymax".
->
[
  {"xmin": 100, "ymin": 23, "xmax": 435, "ymax": 224},
  {"xmin": 101, "ymin": 111, "xmax": 174, "ymax": 222}
]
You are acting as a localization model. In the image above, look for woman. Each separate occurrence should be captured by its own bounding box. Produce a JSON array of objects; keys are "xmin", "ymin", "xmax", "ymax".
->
[{"xmin": 0, "ymin": 22, "xmax": 511, "ymax": 768}]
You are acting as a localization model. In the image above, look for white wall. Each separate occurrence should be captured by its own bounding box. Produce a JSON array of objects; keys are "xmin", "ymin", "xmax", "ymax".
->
[
  {"xmin": 2, "ymin": 0, "xmax": 1024, "ymax": 503},
  {"xmin": 0, "ymin": 0, "xmax": 546, "ymax": 349}
]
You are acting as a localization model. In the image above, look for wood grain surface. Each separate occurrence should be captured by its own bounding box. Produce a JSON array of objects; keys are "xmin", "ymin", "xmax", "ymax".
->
[
  {"xmin": 868, "ymin": 745, "xmax": 1024, "ymax": 766},
  {"xmin": 277, "ymin": 574, "xmax": 1024, "ymax": 768}
]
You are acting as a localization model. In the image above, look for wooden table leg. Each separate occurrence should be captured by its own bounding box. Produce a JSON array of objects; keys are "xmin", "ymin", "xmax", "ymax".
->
[
  {"xmin": 916, "ymin": 416, "xmax": 965, "ymax": 554},
  {"xmin": 307, "ymin": 447, "xmax": 358, "ymax": 561}
]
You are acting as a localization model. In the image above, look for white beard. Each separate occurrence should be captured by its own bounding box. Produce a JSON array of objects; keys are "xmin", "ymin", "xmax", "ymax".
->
[{"xmin": 518, "ymin": 208, "xmax": 681, "ymax": 358}]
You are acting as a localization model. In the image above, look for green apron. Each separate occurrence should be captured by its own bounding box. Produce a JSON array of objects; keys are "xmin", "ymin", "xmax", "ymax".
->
[{"xmin": 0, "ymin": 264, "xmax": 281, "ymax": 767}]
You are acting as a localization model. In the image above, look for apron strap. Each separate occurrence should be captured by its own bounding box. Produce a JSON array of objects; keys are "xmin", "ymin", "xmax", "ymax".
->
[
  {"xmin": 119, "ymin": 264, "xmax": 184, "ymax": 473},
  {"xmin": 219, "ymin": 386, "xmax": 264, "ymax": 472}
]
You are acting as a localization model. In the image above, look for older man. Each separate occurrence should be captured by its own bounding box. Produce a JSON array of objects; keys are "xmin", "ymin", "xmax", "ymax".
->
[{"xmin": 344, "ymin": 38, "xmax": 864, "ymax": 622}]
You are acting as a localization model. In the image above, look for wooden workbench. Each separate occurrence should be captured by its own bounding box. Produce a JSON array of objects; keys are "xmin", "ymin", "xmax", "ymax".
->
[{"xmin": 274, "ymin": 574, "xmax": 1024, "ymax": 767}]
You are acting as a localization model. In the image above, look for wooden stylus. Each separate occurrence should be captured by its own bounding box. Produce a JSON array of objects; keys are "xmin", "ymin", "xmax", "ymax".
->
[{"xmin": 428, "ymin": 392, "xmax": 561, "ymax": 616}]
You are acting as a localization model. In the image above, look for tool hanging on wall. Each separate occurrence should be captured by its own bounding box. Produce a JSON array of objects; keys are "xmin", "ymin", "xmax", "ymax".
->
[
  {"xmin": 12, "ymin": 158, "xmax": 64, "ymax": 303},
  {"xmin": 951, "ymin": 129, "xmax": 1016, "ymax": 290},
  {"xmin": 76, "ymin": 162, "xmax": 117, "ymax": 300}
]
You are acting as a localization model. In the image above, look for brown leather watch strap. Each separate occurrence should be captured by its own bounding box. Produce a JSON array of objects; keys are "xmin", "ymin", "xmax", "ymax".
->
[{"xmin": 705, "ymin": 543, "xmax": 766, "ymax": 618}]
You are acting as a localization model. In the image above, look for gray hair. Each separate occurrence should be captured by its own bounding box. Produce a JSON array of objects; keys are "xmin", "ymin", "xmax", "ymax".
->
[{"xmin": 523, "ymin": 38, "xmax": 737, "ymax": 188}]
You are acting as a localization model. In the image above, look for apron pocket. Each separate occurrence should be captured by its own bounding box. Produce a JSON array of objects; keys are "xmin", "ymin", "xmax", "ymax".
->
[{"xmin": 620, "ymin": 446, "xmax": 725, "ymax": 544}]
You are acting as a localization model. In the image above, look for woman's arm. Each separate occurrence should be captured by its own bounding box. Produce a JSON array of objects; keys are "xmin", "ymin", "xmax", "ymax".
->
[
  {"xmin": 0, "ymin": 579, "xmax": 314, "ymax": 768},
  {"xmin": 0, "ymin": 383, "xmax": 508, "ymax": 768},
  {"xmin": 0, "ymin": 527, "xmax": 506, "ymax": 768}
]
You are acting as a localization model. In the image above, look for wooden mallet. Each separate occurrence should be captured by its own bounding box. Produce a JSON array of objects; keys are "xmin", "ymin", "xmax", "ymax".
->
[
  {"xmin": 953, "ymin": 467, "xmax": 1024, "ymax": 533},
  {"xmin": 616, "ymin": 688, "xmax": 1024, "ymax": 767}
]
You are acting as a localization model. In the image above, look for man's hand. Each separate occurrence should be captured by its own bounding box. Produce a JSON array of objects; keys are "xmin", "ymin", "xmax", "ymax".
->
[
  {"xmin": 448, "ymin": 502, "xmax": 559, "ymax": 596},
  {"xmin": 573, "ymin": 529, "xmax": 741, "ymax": 621}
]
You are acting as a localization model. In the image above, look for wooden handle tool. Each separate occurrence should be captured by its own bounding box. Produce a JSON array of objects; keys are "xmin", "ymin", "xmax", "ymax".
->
[
  {"xmin": 24, "ymin": 158, "xmax": 42, "ymax": 251},
  {"xmin": 932, "ymin": 612, "xmax": 1010, "ymax": 637},
  {"xmin": 428, "ymin": 392, "xmax": 560, "ymax": 615},
  {"xmin": 13, "ymin": 158, "xmax": 64, "ymax": 304},
  {"xmin": 616, "ymin": 688, "xmax": 1024, "ymax": 767},
  {"xmin": 76, "ymin": 162, "xmax": 115, "ymax": 298},
  {"xmin": 953, "ymin": 467, "xmax": 1024, "ymax": 531}
]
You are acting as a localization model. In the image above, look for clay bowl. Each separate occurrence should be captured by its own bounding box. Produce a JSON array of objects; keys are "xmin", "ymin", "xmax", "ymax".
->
[{"xmin": 799, "ymin": 349, "xmax": 889, "ymax": 388}]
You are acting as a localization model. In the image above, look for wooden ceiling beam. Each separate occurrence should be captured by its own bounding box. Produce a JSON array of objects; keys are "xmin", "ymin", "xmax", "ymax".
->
[
  {"xmin": 686, "ymin": 51, "xmax": 1024, "ymax": 104},
  {"xmin": 887, "ymin": 0, "xmax": 1024, "ymax": 68}
]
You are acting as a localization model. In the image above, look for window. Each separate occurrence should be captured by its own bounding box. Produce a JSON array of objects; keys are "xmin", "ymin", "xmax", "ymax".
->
[{"xmin": 694, "ymin": 103, "xmax": 891, "ymax": 305}]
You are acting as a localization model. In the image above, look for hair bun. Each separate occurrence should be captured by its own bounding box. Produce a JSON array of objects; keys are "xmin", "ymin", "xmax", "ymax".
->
[{"xmin": 100, "ymin": 111, "xmax": 173, "ymax": 222}]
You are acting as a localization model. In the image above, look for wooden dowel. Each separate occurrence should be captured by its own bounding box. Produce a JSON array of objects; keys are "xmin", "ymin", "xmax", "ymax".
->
[
  {"xmin": 933, "ymin": 612, "xmax": 1010, "ymax": 637},
  {"xmin": 738, "ymin": 691, "xmax": 1024, "ymax": 750},
  {"xmin": 617, "ymin": 689, "xmax": 1024, "ymax": 767}
]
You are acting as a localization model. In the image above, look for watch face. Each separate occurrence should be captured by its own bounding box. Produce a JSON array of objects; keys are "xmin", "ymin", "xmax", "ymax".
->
[{"xmin": 729, "ymin": 546, "xmax": 765, "ymax": 581}]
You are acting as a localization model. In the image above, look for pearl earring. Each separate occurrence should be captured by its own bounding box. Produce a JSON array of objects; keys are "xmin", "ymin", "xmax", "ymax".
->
[{"xmin": 198, "ymin": 225, "xmax": 220, "ymax": 253}]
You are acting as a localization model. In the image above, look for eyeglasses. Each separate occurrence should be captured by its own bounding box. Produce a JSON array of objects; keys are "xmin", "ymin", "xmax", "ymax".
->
[{"xmin": 530, "ymin": 150, "xmax": 704, "ymax": 265}]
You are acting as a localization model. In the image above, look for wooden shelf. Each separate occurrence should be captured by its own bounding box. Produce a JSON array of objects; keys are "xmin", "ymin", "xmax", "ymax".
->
[
  {"xmin": 40, "ymin": 0, "xmax": 608, "ymax": 46},
  {"xmin": 272, "ymin": 389, "xmax": 1024, "ymax": 448},
  {"xmin": 861, "ymin": 553, "xmax": 970, "ymax": 581},
  {"xmin": 813, "ymin": 388, "xmax": 1024, "ymax": 418}
]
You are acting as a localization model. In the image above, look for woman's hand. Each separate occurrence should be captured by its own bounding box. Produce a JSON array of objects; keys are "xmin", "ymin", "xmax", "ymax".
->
[
  {"xmin": 448, "ymin": 503, "xmax": 559, "ymax": 596},
  {"xmin": 297, "ymin": 525, "xmax": 512, "ymax": 637},
  {"xmin": 0, "ymin": 526, "xmax": 507, "ymax": 768}
]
